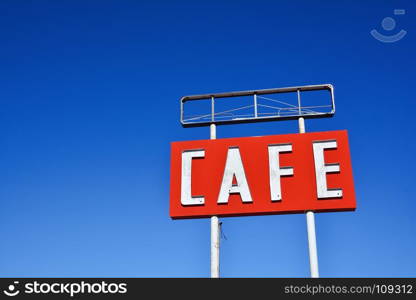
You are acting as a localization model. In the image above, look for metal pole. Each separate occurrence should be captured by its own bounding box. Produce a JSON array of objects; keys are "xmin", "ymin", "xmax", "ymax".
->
[
  {"xmin": 211, "ymin": 96, "xmax": 215, "ymax": 122},
  {"xmin": 306, "ymin": 211, "xmax": 319, "ymax": 278},
  {"xmin": 298, "ymin": 116, "xmax": 319, "ymax": 278},
  {"xmin": 298, "ymin": 117, "xmax": 305, "ymax": 134},
  {"xmin": 210, "ymin": 123, "xmax": 220, "ymax": 278}
]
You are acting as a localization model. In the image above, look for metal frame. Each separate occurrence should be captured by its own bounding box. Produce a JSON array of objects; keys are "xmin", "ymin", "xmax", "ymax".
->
[{"xmin": 180, "ymin": 84, "xmax": 335, "ymax": 127}]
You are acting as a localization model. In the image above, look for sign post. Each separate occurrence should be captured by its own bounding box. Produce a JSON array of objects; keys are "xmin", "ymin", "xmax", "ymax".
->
[
  {"xmin": 210, "ymin": 123, "xmax": 220, "ymax": 278},
  {"xmin": 297, "ymin": 86, "xmax": 319, "ymax": 278},
  {"xmin": 299, "ymin": 116, "xmax": 319, "ymax": 278},
  {"xmin": 172, "ymin": 84, "xmax": 355, "ymax": 277}
]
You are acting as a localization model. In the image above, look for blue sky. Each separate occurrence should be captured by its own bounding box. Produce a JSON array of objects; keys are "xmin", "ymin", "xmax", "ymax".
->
[{"xmin": 0, "ymin": 0, "xmax": 415, "ymax": 277}]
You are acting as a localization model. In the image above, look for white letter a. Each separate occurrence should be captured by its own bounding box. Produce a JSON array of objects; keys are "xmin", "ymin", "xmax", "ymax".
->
[{"xmin": 217, "ymin": 147, "xmax": 253, "ymax": 204}]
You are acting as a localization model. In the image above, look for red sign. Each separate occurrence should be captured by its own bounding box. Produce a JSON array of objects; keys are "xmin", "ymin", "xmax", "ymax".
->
[{"xmin": 170, "ymin": 130, "xmax": 356, "ymax": 219}]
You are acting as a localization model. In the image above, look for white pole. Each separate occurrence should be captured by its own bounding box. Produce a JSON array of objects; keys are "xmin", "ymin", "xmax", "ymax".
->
[
  {"xmin": 210, "ymin": 123, "xmax": 216, "ymax": 140},
  {"xmin": 298, "ymin": 117, "xmax": 305, "ymax": 134},
  {"xmin": 306, "ymin": 211, "xmax": 319, "ymax": 278},
  {"xmin": 210, "ymin": 123, "xmax": 220, "ymax": 278},
  {"xmin": 298, "ymin": 117, "xmax": 319, "ymax": 278},
  {"xmin": 211, "ymin": 215, "xmax": 220, "ymax": 278}
]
